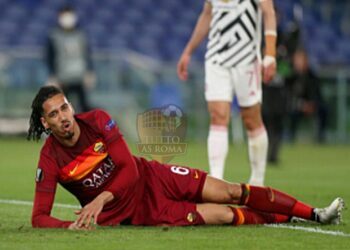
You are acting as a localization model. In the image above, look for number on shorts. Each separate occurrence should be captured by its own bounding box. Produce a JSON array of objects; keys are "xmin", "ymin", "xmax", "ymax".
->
[
  {"xmin": 170, "ymin": 166, "xmax": 190, "ymax": 175},
  {"xmin": 247, "ymin": 70, "xmax": 254, "ymax": 87}
]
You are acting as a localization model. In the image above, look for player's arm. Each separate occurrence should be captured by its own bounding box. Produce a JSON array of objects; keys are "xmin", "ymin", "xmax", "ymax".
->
[
  {"xmin": 104, "ymin": 137, "xmax": 140, "ymax": 197},
  {"xmin": 260, "ymin": 0, "xmax": 277, "ymax": 83},
  {"xmin": 96, "ymin": 109, "xmax": 140, "ymax": 197},
  {"xmin": 177, "ymin": 1, "xmax": 212, "ymax": 81},
  {"xmin": 32, "ymin": 188, "xmax": 74, "ymax": 228},
  {"xmin": 181, "ymin": 1, "xmax": 212, "ymax": 57},
  {"xmin": 32, "ymin": 155, "xmax": 74, "ymax": 228}
]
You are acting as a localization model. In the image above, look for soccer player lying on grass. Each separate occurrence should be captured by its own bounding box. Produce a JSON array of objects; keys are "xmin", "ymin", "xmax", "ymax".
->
[{"xmin": 28, "ymin": 86, "xmax": 345, "ymax": 230}]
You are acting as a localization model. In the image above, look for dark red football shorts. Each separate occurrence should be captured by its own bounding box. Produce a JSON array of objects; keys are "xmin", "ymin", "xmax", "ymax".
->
[{"xmin": 132, "ymin": 161, "xmax": 207, "ymax": 226}]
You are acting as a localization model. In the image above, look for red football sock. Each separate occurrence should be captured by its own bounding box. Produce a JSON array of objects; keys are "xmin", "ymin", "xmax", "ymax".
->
[
  {"xmin": 230, "ymin": 207, "xmax": 290, "ymax": 226},
  {"xmin": 274, "ymin": 213, "xmax": 291, "ymax": 223},
  {"xmin": 291, "ymin": 201, "xmax": 314, "ymax": 220},
  {"xmin": 239, "ymin": 184, "xmax": 314, "ymax": 220}
]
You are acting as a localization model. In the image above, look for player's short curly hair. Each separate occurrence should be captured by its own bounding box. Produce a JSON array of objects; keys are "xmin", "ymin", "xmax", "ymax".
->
[{"xmin": 27, "ymin": 85, "xmax": 63, "ymax": 141}]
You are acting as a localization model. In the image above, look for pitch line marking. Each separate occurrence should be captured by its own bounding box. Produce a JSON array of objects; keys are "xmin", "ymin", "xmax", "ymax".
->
[
  {"xmin": 0, "ymin": 198, "xmax": 80, "ymax": 209},
  {"xmin": 265, "ymin": 224, "xmax": 350, "ymax": 237},
  {"xmin": 1, "ymin": 198, "xmax": 349, "ymax": 237}
]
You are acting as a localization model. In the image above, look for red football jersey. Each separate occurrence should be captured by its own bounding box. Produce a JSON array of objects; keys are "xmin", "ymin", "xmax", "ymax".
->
[
  {"xmin": 32, "ymin": 109, "xmax": 145, "ymax": 228},
  {"xmin": 32, "ymin": 109, "xmax": 207, "ymax": 228}
]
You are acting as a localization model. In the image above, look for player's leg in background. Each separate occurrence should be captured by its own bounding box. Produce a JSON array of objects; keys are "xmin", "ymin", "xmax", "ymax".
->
[
  {"xmin": 205, "ymin": 62, "xmax": 234, "ymax": 180},
  {"xmin": 207, "ymin": 101, "xmax": 231, "ymax": 179},
  {"xmin": 233, "ymin": 62, "xmax": 268, "ymax": 186},
  {"xmin": 240, "ymin": 104, "xmax": 268, "ymax": 186}
]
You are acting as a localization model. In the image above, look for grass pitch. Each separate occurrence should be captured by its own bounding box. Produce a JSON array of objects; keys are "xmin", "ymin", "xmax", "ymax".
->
[{"xmin": 0, "ymin": 137, "xmax": 349, "ymax": 250}]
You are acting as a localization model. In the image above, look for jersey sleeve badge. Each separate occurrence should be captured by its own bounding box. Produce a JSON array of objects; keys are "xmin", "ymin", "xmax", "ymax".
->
[
  {"xmin": 35, "ymin": 168, "xmax": 44, "ymax": 182},
  {"xmin": 105, "ymin": 119, "xmax": 116, "ymax": 131}
]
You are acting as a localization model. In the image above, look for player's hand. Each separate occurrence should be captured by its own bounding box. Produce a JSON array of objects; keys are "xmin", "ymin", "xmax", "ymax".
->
[
  {"xmin": 262, "ymin": 55, "xmax": 276, "ymax": 84},
  {"xmin": 68, "ymin": 221, "xmax": 94, "ymax": 231},
  {"xmin": 177, "ymin": 53, "xmax": 191, "ymax": 81},
  {"xmin": 75, "ymin": 197, "xmax": 104, "ymax": 228},
  {"xmin": 74, "ymin": 191, "xmax": 113, "ymax": 228}
]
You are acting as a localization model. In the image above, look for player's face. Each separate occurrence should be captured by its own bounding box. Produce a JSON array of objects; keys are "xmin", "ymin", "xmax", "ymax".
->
[{"xmin": 41, "ymin": 94, "xmax": 76, "ymax": 140}]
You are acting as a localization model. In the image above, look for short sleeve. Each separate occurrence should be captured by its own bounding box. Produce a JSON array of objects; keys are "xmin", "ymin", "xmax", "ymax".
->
[{"xmin": 94, "ymin": 109, "xmax": 122, "ymax": 145}]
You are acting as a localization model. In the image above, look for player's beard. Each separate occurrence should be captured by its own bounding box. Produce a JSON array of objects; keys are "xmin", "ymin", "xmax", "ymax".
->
[
  {"xmin": 64, "ymin": 131, "xmax": 74, "ymax": 140},
  {"xmin": 61, "ymin": 120, "xmax": 74, "ymax": 140}
]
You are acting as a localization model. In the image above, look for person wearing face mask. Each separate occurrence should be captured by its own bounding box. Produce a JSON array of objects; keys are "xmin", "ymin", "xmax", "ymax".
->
[{"xmin": 45, "ymin": 5, "xmax": 95, "ymax": 113}]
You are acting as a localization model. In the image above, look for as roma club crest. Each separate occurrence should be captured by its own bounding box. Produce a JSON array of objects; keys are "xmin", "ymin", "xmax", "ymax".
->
[{"xmin": 136, "ymin": 105, "xmax": 187, "ymax": 163}]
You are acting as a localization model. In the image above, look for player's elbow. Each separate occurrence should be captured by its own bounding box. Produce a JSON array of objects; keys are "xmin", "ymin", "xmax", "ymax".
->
[
  {"xmin": 31, "ymin": 214, "xmax": 42, "ymax": 228},
  {"xmin": 31, "ymin": 211, "xmax": 49, "ymax": 228}
]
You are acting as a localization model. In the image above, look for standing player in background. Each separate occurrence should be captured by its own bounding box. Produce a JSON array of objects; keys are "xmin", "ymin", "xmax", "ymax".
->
[
  {"xmin": 46, "ymin": 5, "xmax": 95, "ymax": 113},
  {"xmin": 177, "ymin": 0, "xmax": 277, "ymax": 185},
  {"xmin": 27, "ymin": 86, "xmax": 344, "ymax": 229}
]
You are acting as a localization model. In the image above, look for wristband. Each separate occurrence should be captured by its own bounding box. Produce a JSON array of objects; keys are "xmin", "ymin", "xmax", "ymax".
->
[
  {"xmin": 265, "ymin": 30, "xmax": 277, "ymax": 37},
  {"xmin": 263, "ymin": 55, "xmax": 276, "ymax": 67}
]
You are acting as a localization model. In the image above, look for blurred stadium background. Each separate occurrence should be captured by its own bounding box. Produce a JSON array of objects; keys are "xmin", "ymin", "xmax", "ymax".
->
[{"xmin": 0, "ymin": 0, "xmax": 349, "ymax": 143}]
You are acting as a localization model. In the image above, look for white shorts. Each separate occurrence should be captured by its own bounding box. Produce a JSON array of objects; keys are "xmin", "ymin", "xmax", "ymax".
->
[{"xmin": 204, "ymin": 61, "xmax": 262, "ymax": 107}]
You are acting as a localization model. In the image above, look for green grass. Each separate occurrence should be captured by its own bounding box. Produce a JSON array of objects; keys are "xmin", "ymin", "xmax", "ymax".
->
[{"xmin": 0, "ymin": 137, "xmax": 350, "ymax": 249}]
